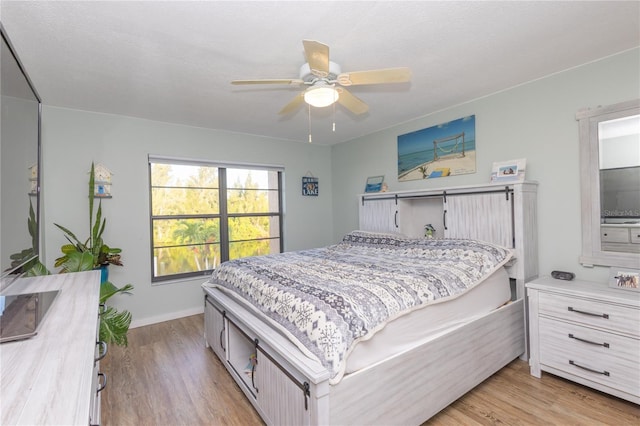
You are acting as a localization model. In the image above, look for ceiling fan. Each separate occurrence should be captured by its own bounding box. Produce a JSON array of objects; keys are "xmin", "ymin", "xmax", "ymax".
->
[{"xmin": 231, "ymin": 40, "xmax": 411, "ymax": 116}]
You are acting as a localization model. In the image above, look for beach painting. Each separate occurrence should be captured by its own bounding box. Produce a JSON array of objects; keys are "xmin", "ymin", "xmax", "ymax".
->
[{"xmin": 397, "ymin": 115, "xmax": 476, "ymax": 182}]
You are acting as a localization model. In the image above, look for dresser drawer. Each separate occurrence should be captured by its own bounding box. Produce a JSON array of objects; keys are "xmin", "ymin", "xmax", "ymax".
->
[
  {"xmin": 538, "ymin": 292, "xmax": 640, "ymax": 337},
  {"xmin": 631, "ymin": 229, "xmax": 640, "ymax": 244},
  {"xmin": 601, "ymin": 227, "xmax": 630, "ymax": 243},
  {"xmin": 539, "ymin": 317, "xmax": 640, "ymax": 396}
]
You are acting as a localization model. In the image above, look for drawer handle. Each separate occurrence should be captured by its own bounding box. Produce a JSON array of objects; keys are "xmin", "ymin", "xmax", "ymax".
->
[
  {"xmin": 568, "ymin": 306, "xmax": 609, "ymax": 319},
  {"xmin": 568, "ymin": 333, "xmax": 609, "ymax": 348},
  {"xmin": 95, "ymin": 341, "xmax": 108, "ymax": 363},
  {"xmin": 220, "ymin": 311, "xmax": 226, "ymax": 352},
  {"xmin": 97, "ymin": 372, "xmax": 108, "ymax": 393},
  {"xmin": 569, "ymin": 360, "xmax": 609, "ymax": 376},
  {"xmin": 251, "ymin": 338, "xmax": 259, "ymax": 394}
]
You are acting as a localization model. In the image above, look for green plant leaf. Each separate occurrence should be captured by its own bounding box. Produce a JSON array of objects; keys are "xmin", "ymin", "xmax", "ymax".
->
[
  {"xmin": 93, "ymin": 201, "xmax": 103, "ymax": 251},
  {"xmin": 99, "ymin": 306, "xmax": 132, "ymax": 347},
  {"xmin": 100, "ymin": 280, "xmax": 134, "ymax": 303},
  {"xmin": 9, "ymin": 248, "xmax": 33, "ymax": 260},
  {"xmin": 60, "ymin": 244, "xmax": 79, "ymax": 254},
  {"xmin": 54, "ymin": 223, "xmax": 84, "ymax": 248},
  {"xmin": 28, "ymin": 200, "xmax": 37, "ymax": 250},
  {"xmin": 25, "ymin": 260, "xmax": 51, "ymax": 276},
  {"xmin": 63, "ymin": 251, "xmax": 95, "ymax": 272}
]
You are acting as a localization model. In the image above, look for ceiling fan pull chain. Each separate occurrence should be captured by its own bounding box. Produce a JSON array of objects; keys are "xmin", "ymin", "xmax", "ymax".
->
[
  {"xmin": 308, "ymin": 103, "xmax": 313, "ymax": 143},
  {"xmin": 332, "ymin": 102, "xmax": 336, "ymax": 132}
]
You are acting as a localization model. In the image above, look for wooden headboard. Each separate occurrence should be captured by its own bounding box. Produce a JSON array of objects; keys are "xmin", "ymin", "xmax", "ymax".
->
[{"xmin": 358, "ymin": 181, "xmax": 538, "ymax": 299}]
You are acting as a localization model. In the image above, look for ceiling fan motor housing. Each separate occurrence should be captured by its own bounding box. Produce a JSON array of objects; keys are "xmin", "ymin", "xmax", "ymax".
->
[{"xmin": 299, "ymin": 61, "xmax": 342, "ymax": 83}]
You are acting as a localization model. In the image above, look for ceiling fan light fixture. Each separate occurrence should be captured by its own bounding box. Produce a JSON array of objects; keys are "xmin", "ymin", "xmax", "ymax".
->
[{"xmin": 304, "ymin": 86, "xmax": 339, "ymax": 108}]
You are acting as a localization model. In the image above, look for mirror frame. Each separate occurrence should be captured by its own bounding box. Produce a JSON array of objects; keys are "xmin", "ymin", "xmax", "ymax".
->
[{"xmin": 577, "ymin": 99, "xmax": 640, "ymax": 269}]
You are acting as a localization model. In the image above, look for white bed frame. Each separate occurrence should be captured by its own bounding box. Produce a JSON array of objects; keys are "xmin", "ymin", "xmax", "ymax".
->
[{"xmin": 203, "ymin": 182, "xmax": 537, "ymax": 425}]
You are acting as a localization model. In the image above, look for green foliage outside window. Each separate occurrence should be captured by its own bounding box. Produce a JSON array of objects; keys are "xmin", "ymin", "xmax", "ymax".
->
[{"xmin": 150, "ymin": 162, "xmax": 281, "ymax": 280}]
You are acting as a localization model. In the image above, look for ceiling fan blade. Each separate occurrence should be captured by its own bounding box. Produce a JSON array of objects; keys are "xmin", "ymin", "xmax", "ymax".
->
[
  {"xmin": 337, "ymin": 67, "xmax": 411, "ymax": 86},
  {"xmin": 303, "ymin": 40, "xmax": 330, "ymax": 77},
  {"xmin": 336, "ymin": 88, "xmax": 369, "ymax": 115},
  {"xmin": 279, "ymin": 93, "xmax": 305, "ymax": 115},
  {"xmin": 232, "ymin": 79, "xmax": 303, "ymax": 85}
]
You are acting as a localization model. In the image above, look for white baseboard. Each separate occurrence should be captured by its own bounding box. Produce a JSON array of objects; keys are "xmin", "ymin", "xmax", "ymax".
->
[{"xmin": 130, "ymin": 306, "xmax": 204, "ymax": 329}]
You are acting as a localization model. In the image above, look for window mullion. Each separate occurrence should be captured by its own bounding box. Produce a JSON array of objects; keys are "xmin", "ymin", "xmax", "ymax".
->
[
  {"xmin": 219, "ymin": 168, "xmax": 230, "ymax": 263},
  {"xmin": 278, "ymin": 171, "xmax": 284, "ymax": 253}
]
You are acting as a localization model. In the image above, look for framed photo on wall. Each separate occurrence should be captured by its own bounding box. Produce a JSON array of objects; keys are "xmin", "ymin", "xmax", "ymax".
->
[{"xmin": 365, "ymin": 175, "xmax": 384, "ymax": 193}]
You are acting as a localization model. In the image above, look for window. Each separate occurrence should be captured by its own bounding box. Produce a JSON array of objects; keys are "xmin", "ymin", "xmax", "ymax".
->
[{"xmin": 149, "ymin": 157, "xmax": 283, "ymax": 282}]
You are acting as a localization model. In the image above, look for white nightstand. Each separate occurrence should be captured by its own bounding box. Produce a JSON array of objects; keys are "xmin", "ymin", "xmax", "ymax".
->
[{"xmin": 526, "ymin": 276, "xmax": 640, "ymax": 404}]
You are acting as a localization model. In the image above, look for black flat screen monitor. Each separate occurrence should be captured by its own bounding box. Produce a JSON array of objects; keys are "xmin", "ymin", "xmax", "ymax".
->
[{"xmin": 600, "ymin": 166, "xmax": 640, "ymax": 222}]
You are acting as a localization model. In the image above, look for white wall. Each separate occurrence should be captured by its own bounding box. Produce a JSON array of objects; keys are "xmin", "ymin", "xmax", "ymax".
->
[
  {"xmin": 331, "ymin": 48, "xmax": 640, "ymax": 284},
  {"xmin": 41, "ymin": 108, "xmax": 333, "ymax": 326},
  {"xmin": 39, "ymin": 48, "xmax": 640, "ymax": 327}
]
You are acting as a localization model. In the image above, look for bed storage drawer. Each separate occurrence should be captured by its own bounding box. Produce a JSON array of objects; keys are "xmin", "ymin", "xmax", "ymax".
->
[
  {"xmin": 204, "ymin": 291, "xmax": 314, "ymax": 426},
  {"xmin": 256, "ymin": 348, "xmax": 310, "ymax": 426},
  {"xmin": 204, "ymin": 296, "xmax": 226, "ymax": 360}
]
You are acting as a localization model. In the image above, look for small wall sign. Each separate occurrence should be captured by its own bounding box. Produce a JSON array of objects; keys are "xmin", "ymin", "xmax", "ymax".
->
[
  {"xmin": 302, "ymin": 176, "xmax": 319, "ymax": 196},
  {"xmin": 93, "ymin": 163, "xmax": 113, "ymax": 198}
]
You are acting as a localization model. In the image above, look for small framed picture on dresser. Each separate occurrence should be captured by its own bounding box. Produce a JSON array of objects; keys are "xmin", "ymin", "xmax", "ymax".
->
[{"xmin": 609, "ymin": 268, "xmax": 640, "ymax": 291}]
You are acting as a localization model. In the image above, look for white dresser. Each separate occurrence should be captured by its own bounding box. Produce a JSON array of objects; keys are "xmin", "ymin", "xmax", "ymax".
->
[
  {"xmin": 527, "ymin": 277, "xmax": 640, "ymax": 404},
  {"xmin": 0, "ymin": 271, "xmax": 103, "ymax": 425}
]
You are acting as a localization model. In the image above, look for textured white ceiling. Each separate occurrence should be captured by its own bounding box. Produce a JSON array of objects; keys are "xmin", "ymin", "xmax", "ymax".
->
[{"xmin": 2, "ymin": 1, "xmax": 639, "ymax": 145}]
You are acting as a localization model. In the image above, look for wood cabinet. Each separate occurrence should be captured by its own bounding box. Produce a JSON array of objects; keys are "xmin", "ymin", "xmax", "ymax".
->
[
  {"xmin": 601, "ymin": 224, "xmax": 640, "ymax": 253},
  {"xmin": 358, "ymin": 198, "xmax": 401, "ymax": 234},
  {"xmin": 204, "ymin": 291, "xmax": 320, "ymax": 426},
  {"xmin": 443, "ymin": 192, "xmax": 513, "ymax": 248},
  {"xmin": 527, "ymin": 277, "xmax": 640, "ymax": 404},
  {"xmin": 91, "ymin": 328, "xmax": 108, "ymax": 425},
  {"xmin": 0, "ymin": 271, "xmax": 102, "ymax": 425}
]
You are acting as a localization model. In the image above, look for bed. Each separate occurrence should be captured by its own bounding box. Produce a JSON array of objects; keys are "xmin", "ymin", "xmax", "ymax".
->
[{"xmin": 202, "ymin": 230, "xmax": 525, "ymax": 425}]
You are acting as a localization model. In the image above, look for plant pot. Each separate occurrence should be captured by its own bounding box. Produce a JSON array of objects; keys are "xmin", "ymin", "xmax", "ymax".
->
[{"xmin": 96, "ymin": 264, "xmax": 109, "ymax": 284}]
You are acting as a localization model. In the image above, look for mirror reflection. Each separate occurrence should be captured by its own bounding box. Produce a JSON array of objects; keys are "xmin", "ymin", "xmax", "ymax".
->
[
  {"xmin": 1, "ymin": 28, "xmax": 41, "ymax": 276},
  {"xmin": 598, "ymin": 114, "xmax": 640, "ymax": 253}
]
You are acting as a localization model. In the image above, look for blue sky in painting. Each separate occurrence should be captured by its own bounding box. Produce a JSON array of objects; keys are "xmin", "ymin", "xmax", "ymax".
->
[{"xmin": 397, "ymin": 115, "xmax": 476, "ymax": 156}]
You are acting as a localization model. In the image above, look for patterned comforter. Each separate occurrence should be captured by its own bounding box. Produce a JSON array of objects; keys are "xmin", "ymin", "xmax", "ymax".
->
[{"xmin": 205, "ymin": 231, "xmax": 513, "ymax": 384}]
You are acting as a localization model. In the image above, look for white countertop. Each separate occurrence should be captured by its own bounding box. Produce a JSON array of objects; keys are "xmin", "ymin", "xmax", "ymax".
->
[{"xmin": 0, "ymin": 271, "xmax": 100, "ymax": 425}]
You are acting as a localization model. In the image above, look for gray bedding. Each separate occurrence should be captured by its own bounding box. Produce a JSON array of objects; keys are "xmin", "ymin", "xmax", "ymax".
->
[{"xmin": 205, "ymin": 230, "xmax": 513, "ymax": 384}]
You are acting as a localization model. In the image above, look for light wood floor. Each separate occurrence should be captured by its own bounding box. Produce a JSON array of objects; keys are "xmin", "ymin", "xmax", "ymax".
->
[{"xmin": 101, "ymin": 314, "xmax": 639, "ymax": 426}]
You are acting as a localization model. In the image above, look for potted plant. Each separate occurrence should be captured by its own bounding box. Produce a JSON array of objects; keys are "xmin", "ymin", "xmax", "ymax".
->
[
  {"xmin": 54, "ymin": 164, "xmax": 122, "ymax": 276},
  {"xmin": 55, "ymin": 162, "xmax": 134, "ymax": 346}
]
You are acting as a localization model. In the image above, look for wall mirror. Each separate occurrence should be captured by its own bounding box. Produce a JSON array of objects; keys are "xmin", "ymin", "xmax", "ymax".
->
[
  {"xmin": 1, "ymin": 24, "xmax": 42, "ymax": 277},
  {"xmin": 577, "ymin": 99, "xmax": 640, "ymax": 269}
]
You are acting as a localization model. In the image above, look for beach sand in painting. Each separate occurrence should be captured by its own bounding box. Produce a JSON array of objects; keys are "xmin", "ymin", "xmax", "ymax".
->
[{"xmin": 399, "ymin": 151, "xmax": 477, "ymax": 181}]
